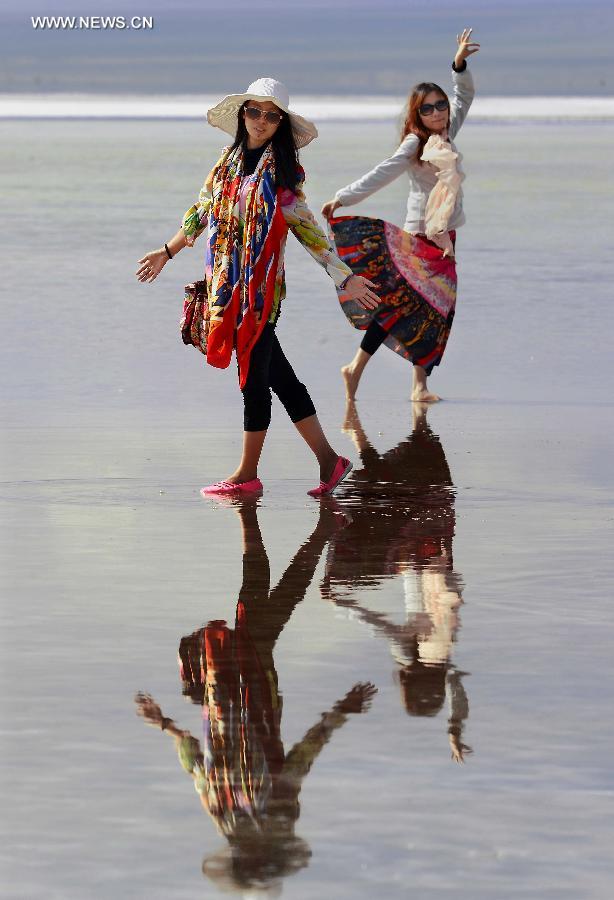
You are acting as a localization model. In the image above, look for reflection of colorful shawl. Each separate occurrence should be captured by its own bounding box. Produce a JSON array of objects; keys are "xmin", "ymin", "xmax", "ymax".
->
[
  {"xmin": 330, "ymin": 216, "xmax": 457, "ymax": 374},
  {"xmin": 194, "ymin": 603, "xmax": 283, "ymax": 837},
  {"xmin": 421, "ymin": 135, "xmax": 464, "ymax": 258},
  {"xmin": 205, "ymin": 145, "xmax": 288, "ymax": 388}
]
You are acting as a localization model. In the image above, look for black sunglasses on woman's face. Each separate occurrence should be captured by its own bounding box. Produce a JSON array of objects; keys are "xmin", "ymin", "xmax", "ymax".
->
[
  {"xmin": 419, "ymin": 99, "xmax": 449, "ymax": 116},
  {"xmin": 244, "ymin": 106, "xmax": 283, "ymax": 125}
]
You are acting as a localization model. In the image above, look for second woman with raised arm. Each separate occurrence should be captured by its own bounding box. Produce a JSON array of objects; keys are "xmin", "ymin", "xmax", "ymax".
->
[{"xmin": 322, "ymin": 30, "xmax": 480, "ymax": 402}]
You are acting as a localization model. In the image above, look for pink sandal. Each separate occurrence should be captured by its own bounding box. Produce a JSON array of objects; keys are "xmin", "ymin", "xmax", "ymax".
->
[
  {"xmin": 308, "ymin": 457, "xmax": 352, "ymax": 497},
  {"xmin": 200, "ymin": 478, "xmax": 263, "ymax": 498}
]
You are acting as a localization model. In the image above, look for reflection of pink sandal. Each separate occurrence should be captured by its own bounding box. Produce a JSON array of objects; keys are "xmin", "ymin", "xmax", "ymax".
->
[
  {"xmin": 200, "ymin": 478, "xmax": 263, "ymax": 498},
  {"xmin": 308, "ymin": 457, "xmax": 352, "ymax": 497}
]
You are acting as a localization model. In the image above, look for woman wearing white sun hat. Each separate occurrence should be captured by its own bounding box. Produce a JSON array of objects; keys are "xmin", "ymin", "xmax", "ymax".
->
[{"xmin": 137, "ymin": 77, "xmax": 379, "ymax": 498}]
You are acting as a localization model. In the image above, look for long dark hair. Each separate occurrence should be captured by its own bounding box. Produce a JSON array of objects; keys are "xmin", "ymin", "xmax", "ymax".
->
[
  {"xmin": 231, "ymin": 103, "xmax": 300, "ymax": 193},
  {"xmin": 400, "ymin": 82, "xmax": 450, "ymax": 163}
]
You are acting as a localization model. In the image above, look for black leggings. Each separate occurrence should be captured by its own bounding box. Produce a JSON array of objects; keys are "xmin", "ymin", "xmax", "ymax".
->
[
  {"xmin": 360, "ymin": 319, "xmax": 388, "ymax": 356},
  {"xmin": 242, "ymin": 323, "xmax": 316, "ymax": 432}
]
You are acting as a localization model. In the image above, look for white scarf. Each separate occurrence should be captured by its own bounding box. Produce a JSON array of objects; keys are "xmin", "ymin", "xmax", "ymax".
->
[{"xmin": 421, "ymin": 134, "xmax": 464, "ymax": 258}]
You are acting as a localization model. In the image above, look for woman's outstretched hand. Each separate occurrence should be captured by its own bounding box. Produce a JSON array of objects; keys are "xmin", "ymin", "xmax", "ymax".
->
[
  {"xmin": 344, "ymin": 274, "xmax": 379, "ymax": 310},
  {"xmin": 454, "ymin": 27, "xmax": 480, "ymax": 67},
  {"xmin": 136, "ymin": 248, "xmax": 168, "ymax": 283},
  {"xmin": 449, "ymin": 732, "xmax": 474, "ymax": 764},
  {"xmin": 335, "ymin": 682, "xmax": 378, "ymax": 715},
  {"xmin": 135, "ymin": 692, "xmax": 164, "ymax": 725},
  {"xmin": 321, "ymin": 198, "xmax": 342, "ymax": 219}
]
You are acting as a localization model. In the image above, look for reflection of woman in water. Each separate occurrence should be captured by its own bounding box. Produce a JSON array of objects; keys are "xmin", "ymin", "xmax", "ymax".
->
[
  {"xmin": 136, "ymin": 500, "xmax": 375, "ymax": 892},
  {"xmin": 321, "ymin": 401, "xmax": 472, "ymax": 762}
]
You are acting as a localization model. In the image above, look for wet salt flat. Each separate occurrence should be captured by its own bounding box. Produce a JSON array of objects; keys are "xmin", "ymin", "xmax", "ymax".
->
[{"xmin": 1, "ymin": 119, "xmax": 614, "ymax": 897}]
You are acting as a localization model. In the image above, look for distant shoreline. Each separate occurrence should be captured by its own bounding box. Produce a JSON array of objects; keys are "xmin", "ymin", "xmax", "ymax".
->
[{"xmin": 2, "ymin": 94, "xmax": 613, "ymax": 121}]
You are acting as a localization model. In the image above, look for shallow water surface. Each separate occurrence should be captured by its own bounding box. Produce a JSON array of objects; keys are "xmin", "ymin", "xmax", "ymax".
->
[
  {"xmin": 1, "ymin": 119, "xmax": 614, "ymax": 898},
  {"xmin": 2, "ymin": 398, "xmax": 613, "ymax": 899}
]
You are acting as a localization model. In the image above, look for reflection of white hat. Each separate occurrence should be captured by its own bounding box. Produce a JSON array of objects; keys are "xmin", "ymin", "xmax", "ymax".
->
[{"xmin": 207, "ymin": 77, "xmax": 318, "ymax": 148}]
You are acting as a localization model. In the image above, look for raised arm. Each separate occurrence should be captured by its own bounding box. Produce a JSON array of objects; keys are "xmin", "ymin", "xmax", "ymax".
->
[{"xmin": 448, "ymin": 27, "xmax": 479, "ymax": 140}]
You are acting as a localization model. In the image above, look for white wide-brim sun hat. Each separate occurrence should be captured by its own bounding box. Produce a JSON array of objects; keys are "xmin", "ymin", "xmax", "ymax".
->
[{"xmin": 207, "ymin": 77, "xmax": 318, "ymax": 149}]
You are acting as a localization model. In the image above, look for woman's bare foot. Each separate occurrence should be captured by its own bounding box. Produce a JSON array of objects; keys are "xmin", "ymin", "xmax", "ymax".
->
[
  {"xmin": 411, "ymin": 388, "xmax": 441, "ymax": 403},
  {"xmin": 411, "ymin": 364, "xmax": 440, "ymax": 403},
  {"xmin": 341, "ymin": 365, "xmax": 360, "ymax": 400},
  {"xmin": 341, "ymin": 349, "xmax": 371, "ymax": 400}
]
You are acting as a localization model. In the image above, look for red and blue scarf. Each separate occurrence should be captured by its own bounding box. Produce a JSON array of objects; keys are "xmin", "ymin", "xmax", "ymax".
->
[{"xmin": 205, "ymin": 144, "xmax": 288, "ymax": 388}]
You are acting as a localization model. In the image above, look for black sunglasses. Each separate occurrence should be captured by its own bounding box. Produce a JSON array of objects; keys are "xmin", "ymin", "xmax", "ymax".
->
[
  {"xmin": 419, "ymin": 99, "xmax": 449, "ymax": 116},
  {"xmin": 244, "ymin": 105, "xmax": 283, "ymax": 125}
]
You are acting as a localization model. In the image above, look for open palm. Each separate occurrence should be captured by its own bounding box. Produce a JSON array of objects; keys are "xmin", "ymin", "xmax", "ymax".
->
[{"xmin": 455, "ymin": 27, "xmax": 480, "ymax": 66}]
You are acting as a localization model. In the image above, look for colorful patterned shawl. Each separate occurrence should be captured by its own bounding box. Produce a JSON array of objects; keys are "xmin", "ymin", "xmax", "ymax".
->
[
  {"xmin": 184, "ymin": 603, "xmax": 282, "ymax": 837},
  {"xmin": 203, "ymin": 144, "xmax": 288, "ymax": 388}
]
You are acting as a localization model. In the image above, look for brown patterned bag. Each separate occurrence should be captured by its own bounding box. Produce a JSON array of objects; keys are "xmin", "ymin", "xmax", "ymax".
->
[{"xmin": 180, "ymin": 280, "xmax": 209, "ymax": 356}]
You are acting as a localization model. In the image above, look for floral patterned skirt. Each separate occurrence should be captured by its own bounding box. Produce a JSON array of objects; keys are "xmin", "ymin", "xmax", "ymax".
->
[{"xmin": 329, "ymin": 216, "xmax": 457, "ymax": 374}]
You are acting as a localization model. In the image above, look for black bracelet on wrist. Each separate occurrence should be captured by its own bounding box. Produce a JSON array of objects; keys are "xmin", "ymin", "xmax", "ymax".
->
[
  {"xmin": 164, "ymin": 243, "xmax": 173, "ymax": 260},
  {"xmin": 339, "ymin": 274, "xmax": 354, "ymax": 290},
  {"xmin": 452, "ymin": 59, "xmax": 467, "ymax": 73}
]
